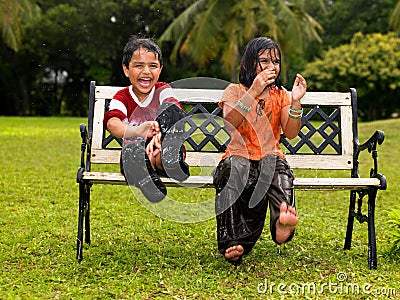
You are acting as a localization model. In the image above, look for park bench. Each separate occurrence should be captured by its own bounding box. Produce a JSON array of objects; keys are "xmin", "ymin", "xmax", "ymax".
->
[{"xmin": 76, "ymin": 80, "xmax": 387, "ymax": 269}]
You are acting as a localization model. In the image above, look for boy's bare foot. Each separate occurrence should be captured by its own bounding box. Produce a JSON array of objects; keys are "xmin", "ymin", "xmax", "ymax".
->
[
  {"xmin": 275, "ymin": 202, "xmax": 298, "ymax": 244},
  {"xmin": 225, "ymin": 245, "xmax": 244, "ymax": 262}
]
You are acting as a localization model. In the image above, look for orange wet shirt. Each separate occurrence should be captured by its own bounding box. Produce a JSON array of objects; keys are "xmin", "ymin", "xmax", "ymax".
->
[{"xmin": 220, "ymin": 83, "xmax": 291, "ymax": 161}]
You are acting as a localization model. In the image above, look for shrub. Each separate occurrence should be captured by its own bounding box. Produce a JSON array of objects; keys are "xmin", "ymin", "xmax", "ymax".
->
[
  {"xmin": 302, "ymin": 32, "xmax": 400, "ymax": 121},
  {"xmin": 388, "ymin": 208, "xmax": 400, "ymax": 257}
]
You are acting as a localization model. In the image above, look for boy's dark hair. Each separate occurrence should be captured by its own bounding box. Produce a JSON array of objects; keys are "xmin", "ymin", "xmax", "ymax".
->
[
  {"xmin": 122, "ymin": 35, "xmax": 163, "ymax": 68},
  {"xmin": 239, "ymin": 37, "xmax": 283, "ymax": 89}
]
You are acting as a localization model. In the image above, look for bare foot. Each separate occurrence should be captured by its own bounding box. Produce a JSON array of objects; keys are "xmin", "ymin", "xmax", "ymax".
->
[
  {"xmin": 225, "ymin": 245, "xmax": 244, "ymax": 262},
  {"xmin": 275, "ymin": 202, "xmax": 298, "ymax": 244}
]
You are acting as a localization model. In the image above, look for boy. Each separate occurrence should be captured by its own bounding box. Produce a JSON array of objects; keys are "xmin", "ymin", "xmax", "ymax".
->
[{"xmin": 104, "ymin": 36, "xmax": 189, "ymax": 202}]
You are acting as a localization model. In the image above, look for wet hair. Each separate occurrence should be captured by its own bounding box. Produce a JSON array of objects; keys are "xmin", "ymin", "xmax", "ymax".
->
[
  {"xmin": 122, "ymin": 35, "xmax": 163, "ymax": 68},
  {"xmin": 238, "ymin": 37, "xmax": 283, "ymax": 89}
]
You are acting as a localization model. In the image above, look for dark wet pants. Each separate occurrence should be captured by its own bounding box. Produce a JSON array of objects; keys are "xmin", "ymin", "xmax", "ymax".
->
[
  {"xmin": 121, "ymin": 102, "xmax": 187, "ymax": 177},
  {"xmin": 213, "ymin": 155, "xmax": 295, "ymax": 260}
]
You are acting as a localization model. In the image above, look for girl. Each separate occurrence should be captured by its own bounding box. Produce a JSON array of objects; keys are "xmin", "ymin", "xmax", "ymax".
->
[{"xmin": 213, "ymin": 37, "xmax": 307, "ymax": 265}]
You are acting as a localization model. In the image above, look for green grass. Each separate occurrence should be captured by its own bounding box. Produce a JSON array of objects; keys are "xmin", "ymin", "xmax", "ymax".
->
[{"xmin": 0, "ymin": 116, "xmax": 399, "ymax": 299}]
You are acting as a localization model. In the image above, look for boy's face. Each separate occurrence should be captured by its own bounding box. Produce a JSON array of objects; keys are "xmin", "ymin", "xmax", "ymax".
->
[{"xmin": 123, "ymin": 47, "xmax": 163, "ymax": 102}]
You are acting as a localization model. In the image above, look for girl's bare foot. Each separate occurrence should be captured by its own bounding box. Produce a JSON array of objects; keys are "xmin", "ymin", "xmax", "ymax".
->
[
  {"xmin": 225, "ymin": 245, "xmax": 244, "ymax": 262},
  {"xmin": 275, "ymin": 202, "xmax": 298, "ymax": 244}
]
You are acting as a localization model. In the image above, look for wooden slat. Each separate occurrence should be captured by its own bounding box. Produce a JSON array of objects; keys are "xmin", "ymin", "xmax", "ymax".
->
[
  {"xmin": 301, "ymin": 92, "xmax": 351, "ymax": 106},
  {"xmin": 184, "ymin": 152, "xmax": 221, "ymax": 166},
  {"xmin": 91, "ymin": 149, "xmax": 120, "ymax": 164},
  {"xmin": 294, "ymin": 177, "xmax": 381, "ymax": 189},
  {"xmin": 90, "ymin": 149, "xmax": 222, "ymax": 165},
  {"xmin": 90, "ymin": 149, "xmax": 353, "ymax": 170},
  {"xmin": 82, "ymin": 172, "xmax": 215, "ymax": 188},
  {"xmin": 95, "ymin": 86, "xmax": 122, "ymax": 99},
  {"xmin": 286, "ymin": 155, "xmax": 353, "ymax": 169},
  {"xmin": 174, "ymin": 88, "xmax": 223, "ymax": 103},
  {"xmin": 82, "ymin": 171, "xmax": 125, "ymax": 184},
  {"xmin": 340, "ymin": 105, "xmax": 354, "ymax": 155},
  {"xmin": 94, "ymin": 86, "xmax": 225, "ymax": 102},
  {"xmin": 82, "ymin": 171, "xmax": 381, "ymax": 189},
  {"xmin": 92, "ymin": 98, "xmax": 106, "ymax": 149},
  {"xmin": 94, "ymin": 86, "xmax": 351, "ymax": 106}
]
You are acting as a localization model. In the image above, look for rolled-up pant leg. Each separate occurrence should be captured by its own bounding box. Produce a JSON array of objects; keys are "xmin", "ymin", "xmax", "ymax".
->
[
  {"xmin": 214, "ymin": 156, "xmax": 268, "ymax": 257},
  {"xmin": 268, "ymin": 156, "xmax": 296, "ymax": 244},
  {"xmin": 156, "ymin": 102, "xmax": 190, "ymax": 181}
]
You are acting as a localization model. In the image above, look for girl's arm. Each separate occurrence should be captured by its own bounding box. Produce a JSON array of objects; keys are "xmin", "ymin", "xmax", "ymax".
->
[
  {"xmin": 223, "ymin": 91, "xmax": 255, "ymax": 130},
  {"xmin": 281, "ymin": 74, "xmax": 307, "ymax": 139}
]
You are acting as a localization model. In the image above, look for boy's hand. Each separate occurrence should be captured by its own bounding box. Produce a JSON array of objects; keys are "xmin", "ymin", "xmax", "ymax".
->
[
  {"xmin": 123, "ymin": 121, "xmax": 160, "ymax": 139},
  {"xmin": 146, "ymin": 132, "xmax": 162, "ymax": 157},
  {"xmin": 137, "ymin": 121, "xmax": 160, "ymax": 138}
]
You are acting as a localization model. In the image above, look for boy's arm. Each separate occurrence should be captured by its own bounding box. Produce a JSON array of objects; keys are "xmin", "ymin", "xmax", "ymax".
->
[{"xmin": 107, "ymin": 117, "xmax": 160, "ymax": 139}]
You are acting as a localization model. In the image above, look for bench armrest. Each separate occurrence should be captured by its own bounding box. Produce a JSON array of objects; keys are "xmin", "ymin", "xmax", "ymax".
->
[
  {"xmin": 355, "ymin": 130, "xmax": 387, "ymax": 190},
  {"xmin": 77, "ymin": 123, "xmax": 94, "ymax": 184},
  {"xmin": 358, "ymin": 130, "xmax": 385, "ymax": 152},
  {"xmin": 79, "ymin": 124, "xmax": 88, "ymax": 168}
]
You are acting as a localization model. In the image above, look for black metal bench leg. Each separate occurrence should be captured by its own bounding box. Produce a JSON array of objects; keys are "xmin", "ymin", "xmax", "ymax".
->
[
  {"xmin": 77, "ymin": 182, "xmax": 91, "ymax": 262},
  {"xmin": 77, "ymin": 182, "xmax": 86, "ymax": 262},
  {"xmin": 84, "ymin": 185, "xmax": 91, "ymax": 246},
  {"xmin": 344, "ymin": 190, "xmax": 356, "ymax": 250},
  {"xmin": 367, "ymin": 188, "xmax": 378, "ymax": 270}
]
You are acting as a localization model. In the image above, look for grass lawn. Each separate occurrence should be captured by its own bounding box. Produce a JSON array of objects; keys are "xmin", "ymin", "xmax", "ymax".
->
[{"xmin": 0, "ymin": 116, "xmax": 399, "ymax": 299}]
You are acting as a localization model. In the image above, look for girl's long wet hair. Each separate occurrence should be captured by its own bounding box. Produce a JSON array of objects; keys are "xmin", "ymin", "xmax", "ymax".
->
[
  {"xmin": 238, "ymin": 37, "xmax": 283, "ymax": 89},
  {"xmin": 122, "ymin": 35, "xmax": 163, "ymax": 68}
]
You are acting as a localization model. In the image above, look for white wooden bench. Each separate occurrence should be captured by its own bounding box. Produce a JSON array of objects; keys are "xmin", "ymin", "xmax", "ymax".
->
[{"xmin": 76, "ymin": 80, "xmax": 387, "ymax": 269}]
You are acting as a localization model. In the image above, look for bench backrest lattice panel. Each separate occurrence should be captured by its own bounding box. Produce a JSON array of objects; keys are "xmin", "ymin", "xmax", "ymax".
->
[
  {"xmin": 182, "ymin": 104, "xmax": 228, "ymax": 153},
  {"xmin": 281, "ymin": 106, "xmax": 342, "ymax": 155},
  {"xmin": 101, "ymin": 99, "xmax": 122, "ymax": 149},
  {"xmin": 90, "ymin": 84, "xmax": 354, "ymax": 170}
]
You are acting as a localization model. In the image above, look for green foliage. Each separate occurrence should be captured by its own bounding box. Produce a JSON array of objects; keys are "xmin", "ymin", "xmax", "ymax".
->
[
  {"xmin": 0, "ymin": 0, "xmax": 197, "ymax": 116},
  {"xmin": 159, "ymin": 0, "xmax": 323, "ymax": 81},
  {"xmin": 388, "ymin": 209, "xmax": 400, "ymax": 256},
  {"xmin": 301, "ymin": 0, "xmax": 397, "ymax": 74},
  {"xmin": 313, "ymin": 0, "xmax": 397, "ymax": 48},
  {"xmin": 0, "ymin": 117, "xmax": 399, "ymax": 298},
  {"xmin": 0, "ymin": 0, "xmax": 41, "ymax": 51},
  {"xmin": 306, "ymin": 0, "xmax": 396, "ymax": 42},
  {"xmin": 302, "ymin": 32, "xmax": 400, "ymax": 121},
  {"xmin": 390, "ymin": 0, "xmax": 400, "ymax": 33},
  {"xmin": 1, "ymin": 0, "xmax": 400, "ymax": 117}
]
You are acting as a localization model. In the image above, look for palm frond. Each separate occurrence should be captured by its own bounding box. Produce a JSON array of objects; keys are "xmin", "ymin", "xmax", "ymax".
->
[
  {"xmin": 158, "ymin": 0, "xmax": 208, "ymax": 44},
  {"xmin": 389, "ymin": 0, "xmax": 400, "ymax": 33},
  {"xmin": 184, "ymin": 0, "xmax": 226, "ymax": 66},
  {"xmin": 0, "ymin": 0, "xmax": 40, "ymax": 51},
  {"xmin": 256, "ymin": 0, "xmax": 279, "ymax": 40}
]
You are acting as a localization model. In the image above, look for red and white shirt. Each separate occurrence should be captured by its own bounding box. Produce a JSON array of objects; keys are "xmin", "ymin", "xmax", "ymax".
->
[{"xmin": 104, "ymin": 82, "xmax": 181, "ymax": 127}]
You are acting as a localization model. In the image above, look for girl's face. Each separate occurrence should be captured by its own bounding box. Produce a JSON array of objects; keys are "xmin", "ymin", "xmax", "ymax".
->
[
  {"xmin": 123, "ymin": 47, "xmax": 163, "ymax": 102},
  {"xmin": 256, "ymin": 48, "xmax": 280, "ymax": 79}
]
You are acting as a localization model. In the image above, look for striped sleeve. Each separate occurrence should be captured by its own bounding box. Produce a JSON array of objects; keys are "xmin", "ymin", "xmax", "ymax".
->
[
  {"xmin": 156, "ymin": 82, "xmax": 182, "ymax": 108},
  {"xmin": 103, "ymin": 88, "xmax": 129, "ymax": 127}
]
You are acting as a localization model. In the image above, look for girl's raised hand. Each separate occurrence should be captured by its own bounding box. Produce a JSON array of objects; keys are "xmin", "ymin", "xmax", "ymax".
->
[{"xmin": 291, "ymin": 74, "xmax": 307, "ymax": 103}]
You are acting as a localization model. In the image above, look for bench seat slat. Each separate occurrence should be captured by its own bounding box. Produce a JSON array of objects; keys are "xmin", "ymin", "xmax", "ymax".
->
[
  {"xmin": 90, "ymin": 149, "xmax": 354, "ymax": 170},
  {"xmin": 82, "ymin": 171, "xmax": 381, "ymax": 190}
]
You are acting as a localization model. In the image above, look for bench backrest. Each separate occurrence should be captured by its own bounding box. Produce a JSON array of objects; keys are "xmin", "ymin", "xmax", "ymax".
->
[{"xmin": 87, "ymin": 81, "xmax": 357, "ymax": 171}]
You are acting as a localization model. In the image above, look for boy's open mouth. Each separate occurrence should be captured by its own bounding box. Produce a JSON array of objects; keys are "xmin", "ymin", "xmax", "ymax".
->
[{"xmin": 139, "ymin": 78, "xmax": 152, "ymax": 88}]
